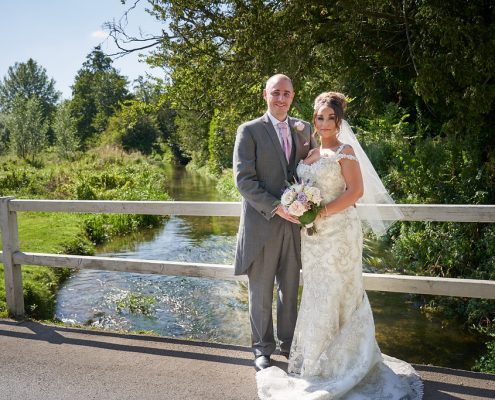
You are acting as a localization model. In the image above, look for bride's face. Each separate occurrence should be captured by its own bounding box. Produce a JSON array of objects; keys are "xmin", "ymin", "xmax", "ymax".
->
[{"xmin": 315, "ymin": 105, "xmax": 338, "ymax": 137}]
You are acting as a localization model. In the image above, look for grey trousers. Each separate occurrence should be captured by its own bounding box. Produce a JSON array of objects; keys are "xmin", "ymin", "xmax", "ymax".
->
[{"xmin": 247, "ymin": 221, "xmax": 300, "ymax": 357}]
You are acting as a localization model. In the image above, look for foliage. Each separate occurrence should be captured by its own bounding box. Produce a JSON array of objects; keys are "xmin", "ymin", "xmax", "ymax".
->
[
  {"xmin": 70, "ymin": 46, "xmax": 130, "ymax": 144},
  {"xmin": 0, "ymin": 113, "xmax": 8, "ymax": 153},
  {"xmin": 68, "ymin": 147, "xmax": 170, "ymax": 244},
  {"xmin": 356, "ymin": 103, "xmax": 495, "ymax": 372},
  {"xmin": 173, "ymin": 109, "xmax": 210, "ymax": 165},
  {"xmin": 53, "ymin": 100, "xmax": 80, "ymax": 160},
  {"xmin": 112, "ymin": 0, "xmax": 495, "ymax": 178},
  {"xmin": 0, "ymin": 58, "xmax": 60, "ymax": 115},
  {"xmin": 216, "ymin": 168, "xmax": 241, "ymax": 201},
  {"xmin": 473, "ymin": 324, "xmax": 495, "ymax": 374},
  {"xmin": 131, "ymin": 78, "xmax": 184, "ymax": 161},
  {"xmin": 207, "ymin": 110, "xmax": 235, "ymax": 175},
  {"xmin": 103, "ymin": 99, "xmax": 160, "ymax": 154},
  {"xmin": 5, "ymin": 96, "xmax": 49, "ymax": 161},
  {"xmin": 60, "ymin": 234, "xmax": 95, "ymax": 256}
]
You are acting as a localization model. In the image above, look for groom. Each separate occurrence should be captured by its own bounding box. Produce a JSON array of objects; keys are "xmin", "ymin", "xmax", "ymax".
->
[{"xmin": 233, "ymin": 74, "xmax": 315, "ymax": 370}]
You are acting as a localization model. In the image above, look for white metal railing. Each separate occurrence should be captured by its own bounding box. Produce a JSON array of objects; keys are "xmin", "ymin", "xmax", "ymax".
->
[{"xmin": 1, "ymin": 197, "xmax": 495, "ymax": 317}]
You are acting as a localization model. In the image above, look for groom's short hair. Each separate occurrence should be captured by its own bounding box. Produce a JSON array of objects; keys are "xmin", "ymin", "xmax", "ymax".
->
[{"xmin": 265, "ymin": 74, "xmax": 292, "ymax": 91}]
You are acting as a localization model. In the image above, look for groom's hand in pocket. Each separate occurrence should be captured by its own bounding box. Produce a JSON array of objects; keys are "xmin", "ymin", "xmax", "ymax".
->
[{"xmin": 274, "ymin": 205, "xmax": 300, "ymax": 224}]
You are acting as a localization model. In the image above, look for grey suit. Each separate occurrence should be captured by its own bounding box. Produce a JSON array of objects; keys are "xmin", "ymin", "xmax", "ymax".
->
[{"xmin": 233, "ymin": 113, "xmax": 316, "ymax": 356}]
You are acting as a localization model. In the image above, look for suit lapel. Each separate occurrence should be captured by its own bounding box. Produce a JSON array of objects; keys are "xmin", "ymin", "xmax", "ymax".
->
[
  {"xmin": 262, "ymin": 114, "xmax": 288, "ymax": 176},
  {"xmin": 287, "ymin": 117, "xmax": 299, "ymax": 163}
]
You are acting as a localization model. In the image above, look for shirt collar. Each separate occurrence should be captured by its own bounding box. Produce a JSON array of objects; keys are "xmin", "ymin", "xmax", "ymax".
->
[{"xmin": 267, "ymin": 111, "xmax": 289, "ymax": 127}]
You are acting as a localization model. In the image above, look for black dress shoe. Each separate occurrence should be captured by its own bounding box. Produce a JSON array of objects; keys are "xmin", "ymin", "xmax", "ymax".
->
[
  {"xmin": 254, "ymin": 355, "xmax": 270, "ymax": 371},
  {"xmin": 280, "ymin": 351, "xmax": 290, "ymax": 359}
]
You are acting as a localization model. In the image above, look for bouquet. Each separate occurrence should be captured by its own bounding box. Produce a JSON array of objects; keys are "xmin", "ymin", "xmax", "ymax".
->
[{"xmin": 278, "ymin": 179, "xmax": 323, "ymax": 235}]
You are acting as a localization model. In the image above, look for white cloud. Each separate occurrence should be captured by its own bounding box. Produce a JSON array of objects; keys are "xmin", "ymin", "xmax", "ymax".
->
[{"xmin": 91, "ymin": 30, "xmax": 108, "ymax": 39}]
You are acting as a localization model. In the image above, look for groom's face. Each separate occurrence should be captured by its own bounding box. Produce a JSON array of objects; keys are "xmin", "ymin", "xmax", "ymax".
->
[{"xmin": 264, "ymin": 78, "xmax": 294, "ymax": 121}]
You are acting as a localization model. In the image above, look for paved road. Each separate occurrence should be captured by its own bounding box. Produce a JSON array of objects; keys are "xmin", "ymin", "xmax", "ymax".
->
[{"xmin": 1, "ymin": 319, "xmax": 494, "ymax": 400}]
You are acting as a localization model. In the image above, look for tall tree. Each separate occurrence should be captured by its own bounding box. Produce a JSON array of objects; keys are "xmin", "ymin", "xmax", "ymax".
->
[
  {"xmin": 6, "ymin": 96, "xmax": 48, "ymax": 161},
  {"xmin": 0, "ymin": 112, "xmax": 8, "ymax": 153},
  {"xmin": 53, "ymin": 101, "xmax": 79, "ymax": 160},
  {"xmin": 0, "ymin": 58, "xmax": 60, "ymax": 115},
  {"xmin": 70, "ymin": 46, "xmax": 130, "ymax": 144}
]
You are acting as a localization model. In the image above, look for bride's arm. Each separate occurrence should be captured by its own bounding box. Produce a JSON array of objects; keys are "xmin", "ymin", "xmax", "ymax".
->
[{"xmin": 318, "ymin": 147, "xmax": 363, "ymax": 218}]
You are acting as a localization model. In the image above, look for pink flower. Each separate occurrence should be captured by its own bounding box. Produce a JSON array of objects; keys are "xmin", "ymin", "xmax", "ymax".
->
[{"xmin": 288, "ymin": 200, "xmax": 307, "ymax": 217}]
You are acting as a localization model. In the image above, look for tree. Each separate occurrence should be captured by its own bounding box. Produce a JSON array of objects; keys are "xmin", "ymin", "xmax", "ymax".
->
[
  {"xmin": 53, "ymin": 101, "xmax": 79, "ymax": 160},
  {"xmin": 70, "ymin": 46, "xmax": 130, "ymax": 144},
  {"xmin": 109, "ymin": 1, "xmax": 495, "ymax": 154},
  {"xmin": 0, "ymin": 58, "xmax": 60, "ymax": 114},
  {"xmin": 6, "ymin": 96, "xmax": 48, "ymax": 160},
  {"xmin": 103, "ymin": 100, "xmax": 160, "ymax": 154}
]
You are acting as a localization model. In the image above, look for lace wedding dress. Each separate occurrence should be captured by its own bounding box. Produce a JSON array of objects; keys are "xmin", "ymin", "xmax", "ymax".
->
[{"xmin": 256, "ymin": 146, "xmax": 423, "ymax": 400}]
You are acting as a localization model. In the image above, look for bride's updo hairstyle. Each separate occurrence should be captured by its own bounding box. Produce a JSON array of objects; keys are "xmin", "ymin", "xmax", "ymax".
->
[{"xmin": 313, "ymin": 92, "xmax": 347, "ymax": 131}]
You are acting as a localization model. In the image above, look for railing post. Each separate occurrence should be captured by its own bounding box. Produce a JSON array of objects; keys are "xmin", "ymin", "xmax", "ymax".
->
[{"xmin": 0, "ymin": 196, "xmax": 24, "ymax": 318}]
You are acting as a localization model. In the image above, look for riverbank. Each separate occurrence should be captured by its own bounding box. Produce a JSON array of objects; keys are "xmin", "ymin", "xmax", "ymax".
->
[{"xmin": 0, "ymin": 147, "xmax": 171, "ymax": 318}]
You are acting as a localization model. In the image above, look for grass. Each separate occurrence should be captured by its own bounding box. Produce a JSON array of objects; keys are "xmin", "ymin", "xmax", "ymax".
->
[
  {"xmin": 17, "ymin": 212, "xmax": 86, "ymax": 252},
  {"xmin": 0, "ymin": 211, "xmax": 86, "ymax": 318}
]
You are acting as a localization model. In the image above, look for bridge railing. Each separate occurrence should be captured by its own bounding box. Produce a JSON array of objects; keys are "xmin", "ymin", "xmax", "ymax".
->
[{"xmin": 1, "ymin": 197, "xmax": 495, "ymax": 318}]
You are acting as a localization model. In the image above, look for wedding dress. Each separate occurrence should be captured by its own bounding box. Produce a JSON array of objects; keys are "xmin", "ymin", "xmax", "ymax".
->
[{"xmin": 256, "ymin": 146, "xmax": 423, "ymax": 400}]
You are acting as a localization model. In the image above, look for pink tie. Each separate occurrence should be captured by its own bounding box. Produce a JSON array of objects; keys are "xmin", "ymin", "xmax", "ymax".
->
[{"xmin": 278, "ymin": 122, "xmax": 291, "ymax": 162}]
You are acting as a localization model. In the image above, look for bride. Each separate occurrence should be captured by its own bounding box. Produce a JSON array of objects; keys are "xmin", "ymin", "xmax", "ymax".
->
[{"xmin": 256, "ymin": 92, "xmax": 423, "ymax": 399}]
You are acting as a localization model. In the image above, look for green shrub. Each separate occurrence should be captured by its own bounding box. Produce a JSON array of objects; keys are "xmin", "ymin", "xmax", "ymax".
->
[
  {"xmin": 473, "ymin": 324, "xmax": 495, "ymax": 374},
  {"xmin": 216, "ymin": 169, "xmax": 241, "ymax": 201}
]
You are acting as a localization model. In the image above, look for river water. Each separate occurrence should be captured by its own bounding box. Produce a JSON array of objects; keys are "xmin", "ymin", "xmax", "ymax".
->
[{"xmin": 55, "ymin": 165, "xmax": 484, "ymax": 369}]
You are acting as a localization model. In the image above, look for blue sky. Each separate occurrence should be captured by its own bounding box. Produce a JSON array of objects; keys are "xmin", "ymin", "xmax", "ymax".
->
[{"xmin": 0, "ymin": 0, "xmax": 165, "ymax": 99}]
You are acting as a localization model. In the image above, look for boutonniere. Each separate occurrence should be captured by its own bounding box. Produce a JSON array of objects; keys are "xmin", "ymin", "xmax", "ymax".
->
[{"xmin": 293, "ymin": 121, "xmax": 305, "ymax": 133}]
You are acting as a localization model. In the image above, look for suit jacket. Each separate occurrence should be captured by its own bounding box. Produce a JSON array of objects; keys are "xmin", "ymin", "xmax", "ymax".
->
[{"xmin": 233, "ymin": 113, "xmax": 316, "ymax": 275}]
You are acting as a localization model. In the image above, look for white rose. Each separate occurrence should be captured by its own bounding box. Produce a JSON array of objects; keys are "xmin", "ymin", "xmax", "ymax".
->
[
  {"xmin": 281, "ymin": 189, "xmax": 297, "ymax": 206},
  {"xmin": 294, "ymin": 121, "xmax": 305, "ymax": 132},
  {"xmin": 304, "ymin": 186, "xmax": 322, "ymax": 204}
]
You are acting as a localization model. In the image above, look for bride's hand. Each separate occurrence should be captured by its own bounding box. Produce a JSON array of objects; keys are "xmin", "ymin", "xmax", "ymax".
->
[
  {"xmin": 317, "ymin": 205, "xmax": 328, "ymax": 220},
  {"xmin": 274, "ymin": 205, "xmax": 300, "ymax": 224}
]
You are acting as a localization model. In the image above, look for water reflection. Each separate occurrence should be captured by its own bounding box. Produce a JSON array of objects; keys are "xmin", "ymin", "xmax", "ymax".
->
[{"xmin": 370, "ymin": 292, "xmax": 483, "ymax": 369}]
